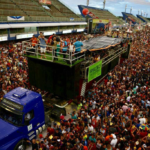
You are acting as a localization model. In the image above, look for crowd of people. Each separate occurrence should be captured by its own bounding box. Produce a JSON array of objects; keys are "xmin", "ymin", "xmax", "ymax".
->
[
  {"xmin": 28, "ymin": 32, "xmax": 110, "ymax": 62},
  {"xmin": 0, "ymin": 42, "xmax": 29, "ymax": 99},
  {"xmin": 29, "ymin": 32, "xmax": 87, "ymax": 60},
  {"xmin": 28, "ymin": 26, "xmax": 150, "ymax": 150},
  {"xmin": 1, "ymin": 25, "xmax": 150, "ymax": 150},
  {"xmin": 0, "ymin": 33, "xmax": 104, "ymax": 100}
]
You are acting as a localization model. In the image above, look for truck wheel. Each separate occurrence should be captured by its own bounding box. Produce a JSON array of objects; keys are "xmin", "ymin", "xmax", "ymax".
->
[{"xmin": 14, "ymin": 140, "xmax": 26, "ymax": 150}]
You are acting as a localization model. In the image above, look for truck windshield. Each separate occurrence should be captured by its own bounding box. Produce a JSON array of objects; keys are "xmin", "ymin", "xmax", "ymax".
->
[{"xmin": 0, "ymin": 104, "xmax": 23, "ymax": 126}]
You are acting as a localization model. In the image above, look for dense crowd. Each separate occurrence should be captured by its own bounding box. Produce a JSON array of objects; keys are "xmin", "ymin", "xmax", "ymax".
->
[
  {"xmin": 0, "ymin": 41, "xmax": 48, "ymax": 99},
  {"xmin": 0, "ymin": 42, "xmax": 28, "ymax": 98},
  {"xmin": 1, "ymin": 26, "xmax": 150, "ymax": 150},
  {"xmin": 0, "ymin": 33, "xmax": 106, "ymax": 99},
  {"xmin": 28, "ymin": 26, "xmax": 150, "ymax": 150}
]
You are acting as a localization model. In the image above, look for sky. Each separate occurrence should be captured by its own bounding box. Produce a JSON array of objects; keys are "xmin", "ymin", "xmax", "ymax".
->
[{"xmin": 60, "ymin": 0, "xmax": 150, "ymax": 17}]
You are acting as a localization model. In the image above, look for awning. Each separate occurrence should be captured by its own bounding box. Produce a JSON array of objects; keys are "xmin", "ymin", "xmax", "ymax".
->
[
  {"xmin": 9, "ymin": 23, "xmax": 39, "ymax": 28},
  {"xmin": 59, "ymin": 22, "xmax": 87, "ymax": 26},
  {"xmin": 0, "ymin": 22, "xmax": 87, "ymax": 29},
  {"xmin": 38, "ymin": 23, "xmax": 59, "ymax": 27},
  {"xmin": 0, "ymin": 24, "xmax": 10, "ymax": 29}
]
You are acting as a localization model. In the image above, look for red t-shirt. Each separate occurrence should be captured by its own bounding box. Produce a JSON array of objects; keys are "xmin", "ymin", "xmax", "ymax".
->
[
  {"xmin": 48, "ymin": 35, "xmax": 53, "ymax": 43},
  {"xmin": 9, "ymin": 49, "xmax": 13, "ymax": 53},
  {"xmin": 139, "ymin": 131, "xmax": 148, "ymax": 138},
  {"xmin": 92, "ymin": 119, "xmax": 97, "ymax": 128},
  {"xmin": 104, "ymin": 79, "xmax": 108, "ymax": 85},
  {"xmin": 76, "ymin": 125, "xmax": 80, "ymax": 132},
  {"xmin": 7, "ymin": 62, "xmax": 11, "ymax": 67},
  {"xmin": 47, "ymin": 127, "xmax": 55, "ymax": 135}
]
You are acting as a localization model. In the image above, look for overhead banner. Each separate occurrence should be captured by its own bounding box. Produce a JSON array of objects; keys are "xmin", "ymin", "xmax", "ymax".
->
[
  {"xmin": 70, "ymin": 18, "xmax": 74, "ymax": 21},
  {"xmin": 92, "ymin": 19, "xmax": 109, "ymax": 32},
  {"xmin": 88, "ymin": 60, "xmax": 102, "ymax": 82},
  {"xmin": 39, "ymin": 0, "xmax": 51, "ymax": 5},
  {"xmin": 16, "ymin": 34, "xmax": 34, "ymax": 39},
  {"xmin": 0, "ymin": 36, "xmax": 7, "ymax": 41},
  {"xmin": 63, "ymin": 30, "xmax": 72, "ymax": 34},
  {"xmin": 7, "ymin": 16, "xmax": 25, "ymax": 21}
]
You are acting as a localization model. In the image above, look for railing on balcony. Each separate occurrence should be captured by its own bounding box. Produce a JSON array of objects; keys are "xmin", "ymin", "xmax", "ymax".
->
[{"xmin": 22, "ymin": 40, "xmax": 86, "ymax": 67}]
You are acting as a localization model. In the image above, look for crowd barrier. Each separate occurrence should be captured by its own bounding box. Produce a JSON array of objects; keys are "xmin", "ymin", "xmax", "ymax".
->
[{"xmin": 22, "ymin": 40, "xmax": 85, "ymax": 67}]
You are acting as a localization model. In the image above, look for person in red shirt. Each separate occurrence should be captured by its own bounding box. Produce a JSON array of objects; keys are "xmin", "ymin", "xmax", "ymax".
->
[
  {"xmin": 47, "ymin": 126, "xmax": 55, "ymax": 136},
  {"xmin": 76, "ymin": 123, "xmax": 81, "ymax": 132},
  {"xmin": 139, "ymin": 129, "xmax": 148, "ymax": 138},
  {"xmin": 39, "ymin": 141, "xmax": 46, "ymax": 150},
  {"xmin": 30, "ymin": 35, "xmax": 37, "ymax": 47},
  {"xmin": 88, "ymin": 142, "xmax": 96, "ymax": 150},
  {"xmin": 92, "ymin": 117, "xmax": 97, "ymax": 128},
  {"xmin": 104, "ymin": 78, "xmax": 108, "ymax": 85},
  {"xmin": 7, "ymin": 62, "xmax": 11, "ymax": 67},
  {"xmin": 47, "ymin": 34, "xmax": 55, "ymax": 44},
  {"xmin": 66, "ymin": 37, "xmax": 70, "ymax": 45}
]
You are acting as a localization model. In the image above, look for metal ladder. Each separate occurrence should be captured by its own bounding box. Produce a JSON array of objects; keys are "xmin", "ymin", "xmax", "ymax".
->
[{"xmin": 80, "ymin": 80, "xmax": 87, "ymax": 97}]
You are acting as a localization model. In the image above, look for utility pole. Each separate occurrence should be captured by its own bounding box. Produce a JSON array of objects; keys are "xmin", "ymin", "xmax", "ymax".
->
[
  {"xmin": 138, "ymin": 9, "xmax": 139, "ymax": 15},
  {"xmin": 141, "ymin": 10, "xmax": 142, "ymax": 16},
  {"xmin": 87, "ymin": 0, "xmax": 89, "ymax": 6},
  {"xmin": 130, "ymin": 7, "xmax": 132, "ymax": 13},
  {"xmin": 125, "ymin": 4, "xmax": 127, "ymax": 12},
  {"xmin": 103, "ymin": 0, "xmax": 106, "ymax": 9}
]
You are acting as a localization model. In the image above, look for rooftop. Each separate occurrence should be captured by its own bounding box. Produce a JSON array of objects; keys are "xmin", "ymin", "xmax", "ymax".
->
[{"xmin": 3, "ymin": 87, "xmax": 41, "ymax": 112}]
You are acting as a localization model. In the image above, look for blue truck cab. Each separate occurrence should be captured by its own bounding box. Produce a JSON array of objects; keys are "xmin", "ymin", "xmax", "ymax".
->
[{"xmin": 0, "ymin": 87, "xmax": 46, "ymax": 150}]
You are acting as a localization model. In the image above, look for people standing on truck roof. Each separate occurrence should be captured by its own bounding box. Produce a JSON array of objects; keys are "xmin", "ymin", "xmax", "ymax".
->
[
  {"xmin": 62, "ymin": 38, "xmax": 68, "ymax": 60},
  {"xmin": 47, "ymin": 33, "xmax": 55, "ymax": 45},
  {"xmin": 74, "ymin": 38, "xmax": 83, "ymax": 60},
  {"xmin": 68, "ymin": 41, "xmax": 75, "ymax": 60},
  {"xmin": 38, "ymin": 32, "xmax": 47, "ymax": 59},
  {"xmin": 53, "ymin": 36, "xmax": 58, "ymax": 61},
  {"xmin": 55, "ymin": 41, "xmax": 60, "ymax": 61},
  {"xmin": 30, "ymin": 35, "xmax": 38, "ymax": 48}
]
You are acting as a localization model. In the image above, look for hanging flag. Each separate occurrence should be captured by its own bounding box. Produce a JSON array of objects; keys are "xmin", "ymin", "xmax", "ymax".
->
[{"xmin": 7, "ymin": 16, "xmax": 25, "ymax": 21}]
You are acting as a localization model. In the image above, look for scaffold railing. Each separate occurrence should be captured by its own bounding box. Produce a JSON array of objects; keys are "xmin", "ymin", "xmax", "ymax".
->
[
  {"xmin": 84, "ymin": 47, "xmax": 128, "ymax": 80},
  {"xmin": 22, "ymin": 40, "xmax": 85, "ymax": 67}
]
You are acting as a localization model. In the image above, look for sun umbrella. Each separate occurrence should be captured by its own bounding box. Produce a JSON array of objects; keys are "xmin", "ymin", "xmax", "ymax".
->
[{"xmin": 139, "ymin": 124, "xmax": 149, "ymax": 131}]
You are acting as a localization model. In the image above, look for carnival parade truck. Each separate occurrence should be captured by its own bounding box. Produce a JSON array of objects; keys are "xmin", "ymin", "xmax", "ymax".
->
[{"xmin": 0, "ymin": 87, "xmax": 67, "ymax": 150}]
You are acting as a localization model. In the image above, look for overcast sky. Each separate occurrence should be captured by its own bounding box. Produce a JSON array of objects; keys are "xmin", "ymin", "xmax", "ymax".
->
[{"xmin": 60, "ymin": 0, "xmax": 150, "ymax": 17}]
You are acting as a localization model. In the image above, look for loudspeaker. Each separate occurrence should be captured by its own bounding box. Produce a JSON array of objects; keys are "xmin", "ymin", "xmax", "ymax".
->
[{"xmin": 28, "ymin": 58, "xmax": 81, "ymax": 99}]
